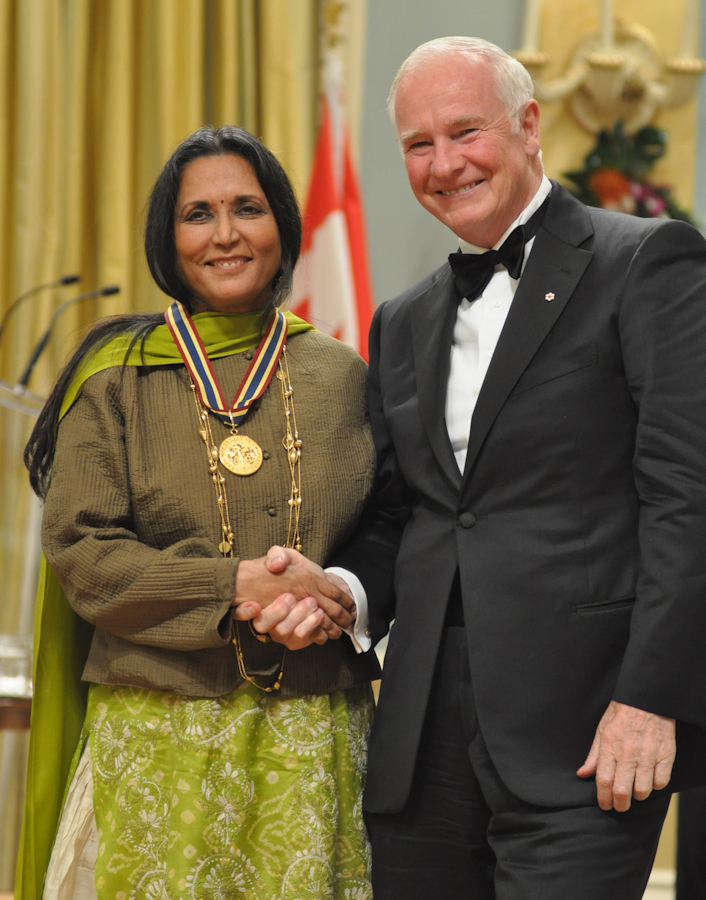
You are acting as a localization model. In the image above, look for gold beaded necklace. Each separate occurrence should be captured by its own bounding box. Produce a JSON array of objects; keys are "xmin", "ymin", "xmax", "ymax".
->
[
  {"xmin": 277, "ymin": 343, "xmax": 303, "ymax": 552},
  {"xmin": 189, "ymin": 344, "xmax": 303, "ymax": 691}
]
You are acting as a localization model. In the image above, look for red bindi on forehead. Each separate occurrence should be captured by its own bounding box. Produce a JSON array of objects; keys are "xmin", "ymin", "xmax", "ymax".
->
[{"xmin": 221, "ymin": 199, "xmax": 224, "ymax": 204}]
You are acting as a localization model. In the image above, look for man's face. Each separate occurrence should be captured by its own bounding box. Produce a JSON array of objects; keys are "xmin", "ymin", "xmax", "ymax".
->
[{"xmin": 394, "ymin": 55, "xmax": 542, "ymax": 248}]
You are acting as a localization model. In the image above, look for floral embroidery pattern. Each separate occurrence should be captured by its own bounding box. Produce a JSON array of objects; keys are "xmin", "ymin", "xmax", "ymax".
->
[
  {"xmin": 264, "ymin": 696, "xmax": 335, "ymax": 757},
  {"xmin": 87, "ymin": 682, "xmax": 373, "ymax": 900}
]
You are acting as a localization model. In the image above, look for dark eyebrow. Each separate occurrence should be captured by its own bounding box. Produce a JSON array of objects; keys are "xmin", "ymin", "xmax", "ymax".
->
[{"xmin": 178, "ymin": 194, "xmax": 266, "ymax": 216}]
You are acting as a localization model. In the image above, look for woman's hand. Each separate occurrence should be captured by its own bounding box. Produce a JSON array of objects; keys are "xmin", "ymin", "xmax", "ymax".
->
[
  {"xmin": 232, "ymin": 552, "xmax": 355, "ymax": 650},
  {"xmin": 237, "ymin": 592, "xmax": 328, "ymax": 650}
]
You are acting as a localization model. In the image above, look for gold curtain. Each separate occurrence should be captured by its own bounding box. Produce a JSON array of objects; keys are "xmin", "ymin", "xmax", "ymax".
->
[
  {"xmin": 0, "ymin": 0, "xmax": 320, "ymax": 388},
  {"xmin": 0, "ymin": 0, "xmax": 328, "ymax": 889}
]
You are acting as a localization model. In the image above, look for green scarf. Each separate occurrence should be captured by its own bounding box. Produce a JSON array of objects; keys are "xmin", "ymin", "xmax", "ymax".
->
[{"xmin": 16, "ymin": 309, "xmax": 314, "ymax": 900}]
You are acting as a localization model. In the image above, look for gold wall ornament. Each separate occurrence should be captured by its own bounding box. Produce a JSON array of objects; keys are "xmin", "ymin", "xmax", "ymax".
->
[
  {"xmin": 513, "ymin": 1, "xmax": 706, "ymax": 135},
  {"xmin": 516, "ymin": 0, "xmax": 703, "ymax": 210}
]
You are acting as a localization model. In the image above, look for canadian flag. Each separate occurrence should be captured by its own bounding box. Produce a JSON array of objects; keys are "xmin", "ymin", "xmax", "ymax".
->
[{"xmin": 290, "ymin": 94, "xmax": 374, "ymax": 361}]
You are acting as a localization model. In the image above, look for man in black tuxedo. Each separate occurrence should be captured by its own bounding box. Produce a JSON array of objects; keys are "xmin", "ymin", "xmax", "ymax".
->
[{"xmin": 259, "ymin": 34, "xmax": 706, "ymax": 900}]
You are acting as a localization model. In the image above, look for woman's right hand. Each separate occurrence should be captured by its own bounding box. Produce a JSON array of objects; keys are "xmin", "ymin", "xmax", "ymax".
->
[{"xmin": 236, "ymin": 592, "xmax": 328, "ymax": 649}]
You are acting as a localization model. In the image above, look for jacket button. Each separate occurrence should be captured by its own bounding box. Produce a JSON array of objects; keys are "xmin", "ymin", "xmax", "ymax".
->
[
  {"xmin": 263, "ymin": 451, "xmax": 271, "ymax": 460},
  {"xmin": 267, "ymin": 507, "xmax": 277, "ymax": 517},
  {"xmin": 244, "ymin": 350, "xmax": 254, "ymax": 360},
  {"xmin": 458, "ymin": 512, "xmax": 476, "ymax": 528}
]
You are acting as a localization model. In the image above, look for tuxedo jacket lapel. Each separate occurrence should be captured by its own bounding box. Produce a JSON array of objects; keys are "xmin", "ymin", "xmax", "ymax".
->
[
  {"xmin": 411, "ymin": 265, "xmax": 462, "ymax": 492},
  {"xmin": 461, "ymin": 188, "xmax": 594, "ymax": 491}
]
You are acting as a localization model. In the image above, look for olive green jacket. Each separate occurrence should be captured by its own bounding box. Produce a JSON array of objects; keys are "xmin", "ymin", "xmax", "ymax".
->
[{"xmin": 42, "ymin": 330, "xmax": 381, "ymax": 697}]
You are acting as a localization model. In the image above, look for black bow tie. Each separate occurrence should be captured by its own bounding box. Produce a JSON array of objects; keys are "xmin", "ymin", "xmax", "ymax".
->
[{"xmin": 448, "ymin": 196, "xmax": 549, "ymax": 303}]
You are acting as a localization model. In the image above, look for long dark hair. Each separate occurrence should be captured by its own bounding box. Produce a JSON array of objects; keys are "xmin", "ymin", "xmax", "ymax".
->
[{"xmin": 25, "ymin": 125, "xmax": 302, "ymax": 498}]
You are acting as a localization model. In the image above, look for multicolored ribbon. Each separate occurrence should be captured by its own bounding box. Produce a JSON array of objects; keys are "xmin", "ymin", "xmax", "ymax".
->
[{"xmin": 165, "ymin": 300, "xmax": 288, "ymax": 428}]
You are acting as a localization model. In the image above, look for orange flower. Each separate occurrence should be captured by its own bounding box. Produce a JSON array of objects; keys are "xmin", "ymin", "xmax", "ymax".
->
[{"xmin": 589, "ymin": 168, "xmax": 632, "ymax": 205}]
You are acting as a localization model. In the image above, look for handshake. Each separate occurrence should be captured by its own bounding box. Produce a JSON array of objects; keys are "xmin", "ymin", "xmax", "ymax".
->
[{"xmin": 232, "ymin": 546, "xmax": 356, "ymax": 651}]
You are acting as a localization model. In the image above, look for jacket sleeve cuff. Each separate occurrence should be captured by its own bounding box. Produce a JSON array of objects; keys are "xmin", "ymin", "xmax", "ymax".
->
[{"xmin": 210, "ymin": 557, "xmax": 239, "ymax": 645}]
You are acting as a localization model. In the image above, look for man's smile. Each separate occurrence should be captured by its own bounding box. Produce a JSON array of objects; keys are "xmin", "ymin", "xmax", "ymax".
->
[{"xmin": 439, "ymin": 179, "xmax": 484, "ymax": 196}]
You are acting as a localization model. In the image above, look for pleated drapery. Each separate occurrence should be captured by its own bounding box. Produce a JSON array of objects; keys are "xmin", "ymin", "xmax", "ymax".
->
[{"xmin": 0, "ymin": 0, "xmax": 319, "ymax": 383}]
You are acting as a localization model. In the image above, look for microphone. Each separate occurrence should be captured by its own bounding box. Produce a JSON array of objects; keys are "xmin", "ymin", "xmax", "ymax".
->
[
  {"xmin": 17, "ymin": 285, "xmax": 121, "ymax": 388},
  {"xmin": 0, "ymin": 274, "xmax": 81, "ymax": 348}
]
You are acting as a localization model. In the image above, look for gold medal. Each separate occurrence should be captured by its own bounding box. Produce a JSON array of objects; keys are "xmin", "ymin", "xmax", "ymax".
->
[{"xmin": 219, "ymin": 433, "xmax": 263, "ymax": 476}]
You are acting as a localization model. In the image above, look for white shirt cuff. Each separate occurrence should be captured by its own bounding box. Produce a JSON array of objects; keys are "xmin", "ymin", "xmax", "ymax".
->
[{"xmin": 325, "ymin": 566, "xmax": 371, "ymax": 653}]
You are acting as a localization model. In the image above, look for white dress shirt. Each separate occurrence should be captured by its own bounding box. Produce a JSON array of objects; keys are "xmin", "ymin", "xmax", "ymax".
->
[
  {"xmin": 337, "ymin": 175, "xmax": 553, "ymax": 652},
  {"xmin": 447, "ymin": 176, "xmax": 552, "ymax": 471}
]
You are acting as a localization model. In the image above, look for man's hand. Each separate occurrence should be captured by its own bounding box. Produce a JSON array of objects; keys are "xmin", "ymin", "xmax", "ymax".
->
[
  {"xmin": 232, "ymin": 551, "xmax": 355, "ymax": 650},
  {"xmin": 266, "ymin": 546, "xmax": 356, "ymax": 604},
  {"xmin": 577, "ymin": 700, "xmax": 676, "ymax": 811},
  {"xmin": 258, "ymin": 547, "xmax": 357, "ymax": 644},
  {"xmin": 263, "ymin": 545, "xmax": 357, "ymax": 633}
]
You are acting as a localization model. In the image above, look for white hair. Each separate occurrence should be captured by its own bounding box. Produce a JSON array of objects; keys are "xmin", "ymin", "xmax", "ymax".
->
[{"xmin": 387, "ymin": 36, "xmax": 535, "ymax": 136}]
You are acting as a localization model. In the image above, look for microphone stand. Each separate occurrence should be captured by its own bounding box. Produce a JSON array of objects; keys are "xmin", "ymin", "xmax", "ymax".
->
[
  {"xmin": 0, "ymin": 274, "xmax": 80, "ymax": 349},
  {"xmin": 16, "ymin": 285, "xmax": 120, "ymax": 388},
  {"xmin": 0, "ymin": 275, "xmax": 82, "ymax": 414}
]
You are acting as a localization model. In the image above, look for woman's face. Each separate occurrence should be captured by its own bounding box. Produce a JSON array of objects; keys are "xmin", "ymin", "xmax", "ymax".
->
[{"xmin": 174, "ymin": 154, "xmax": 283, "ymax": 314}]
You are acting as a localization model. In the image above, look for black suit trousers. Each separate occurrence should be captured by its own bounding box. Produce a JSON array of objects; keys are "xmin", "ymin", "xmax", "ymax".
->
[
  {"xmin": 676, "ymin": 785, "xmax": 706, "ymax": 899},
  {"xmin": 365, "ymin": 627, "xmax": 671, "ymax": 900}
]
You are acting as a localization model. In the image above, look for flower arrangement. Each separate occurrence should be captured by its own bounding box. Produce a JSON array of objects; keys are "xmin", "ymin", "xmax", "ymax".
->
[{"xmin": 563, "ymin": 122, "xmax": 697, "ymax": 225}]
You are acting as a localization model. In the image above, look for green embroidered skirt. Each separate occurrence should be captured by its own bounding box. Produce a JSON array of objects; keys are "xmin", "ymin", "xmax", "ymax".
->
[{"xmin": 84, "ymin": 681, "xmax": 374, "ymax": 900}]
